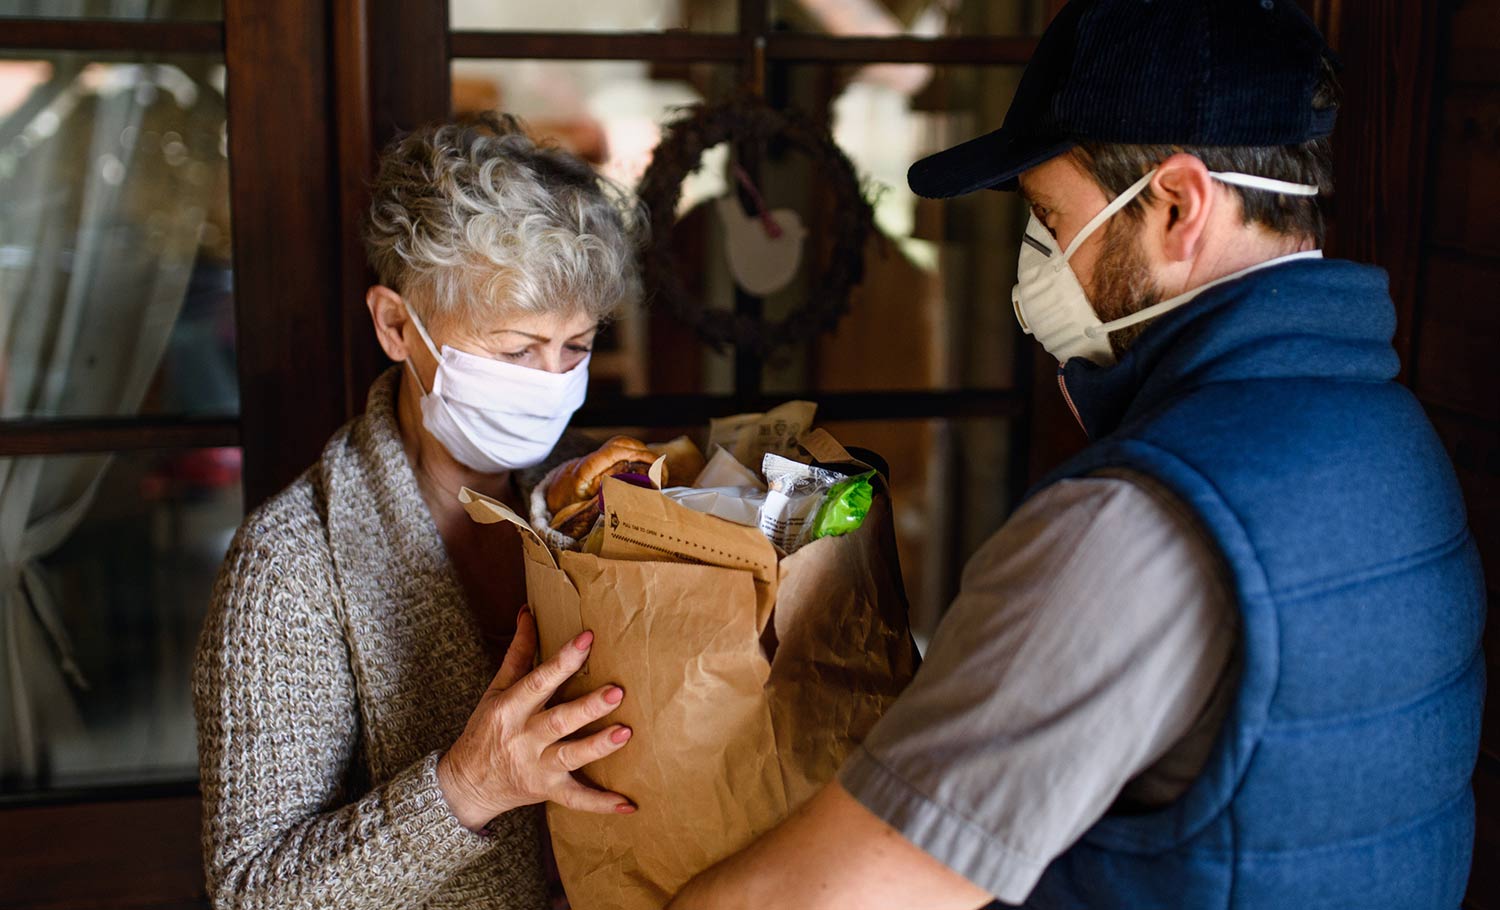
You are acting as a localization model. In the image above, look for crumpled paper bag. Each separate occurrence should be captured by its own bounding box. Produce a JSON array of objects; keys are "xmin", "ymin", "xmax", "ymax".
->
[{"xmin": 461, "ymin": 444, "xmax": 916, "ymax": 910}]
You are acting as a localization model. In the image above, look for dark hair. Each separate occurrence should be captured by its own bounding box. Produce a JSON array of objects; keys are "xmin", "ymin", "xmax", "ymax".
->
[{"xmin": 1071, "ymin": 58, "xmax": 1340, "ymax": 245}]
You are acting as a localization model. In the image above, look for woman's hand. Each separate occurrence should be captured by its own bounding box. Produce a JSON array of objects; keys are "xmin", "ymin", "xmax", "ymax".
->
[{"xmin": 437, "ymin": 606, "xmax": 635, "ymax": 830}]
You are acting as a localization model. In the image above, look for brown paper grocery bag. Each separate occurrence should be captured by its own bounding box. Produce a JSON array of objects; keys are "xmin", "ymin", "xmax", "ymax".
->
[
  {"xmin": 767, "ymin": 480, "xmax": 917, "ymax": 808},
  {"xmin": 461, "ymin": 476, "xmax": 916, "ymax": 910}
]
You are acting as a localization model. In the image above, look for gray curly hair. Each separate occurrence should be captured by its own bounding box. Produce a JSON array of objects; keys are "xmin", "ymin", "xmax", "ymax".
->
[{"xmin": 364, "ymin": 112, "xmax": 645, "ymax": 331}]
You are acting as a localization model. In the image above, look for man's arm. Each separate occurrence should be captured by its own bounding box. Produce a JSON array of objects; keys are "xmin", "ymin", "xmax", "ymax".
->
[
  {"xmin": 672, "ymin": 474, "xmax": 1237, "ymax": 908},
  {"xmin": 668, "ymin": 780, "xmax": 993, "ymax": 910}
]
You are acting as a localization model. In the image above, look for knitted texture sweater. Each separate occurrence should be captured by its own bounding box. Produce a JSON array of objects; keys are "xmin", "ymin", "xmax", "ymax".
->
[{"xmin": 193, "ymin": 368, "xmax": 557, "ymax": 909}]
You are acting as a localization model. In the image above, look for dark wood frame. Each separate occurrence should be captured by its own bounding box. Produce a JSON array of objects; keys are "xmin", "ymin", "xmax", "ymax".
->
[
  {"xmin": 346, "ymin": 0, "xmax": 1039, "ymax": 485},
  {"xmin": 0, "ymin": 0, "xmax": 1443, "ymax": 720},
  {"xmin": 0, "ymin": 6, "xmax": 1043, "ymax": 509},
  {"xmin": 2, "ymin": 3, "xmax": 1488, "ymax": 908},
  {"xmin": 292, "ymin": 0, "xmax": 1043, "ymax": 504},
  {"xmin": 447, "ymin": 31, "xmax": 1038, "ymax": 64},
  {"xmin": 0, "ymin": 0, "xmax": 1452, "ymax": 606},
  {"xmin": 0, "ymin": 19, "xmax": 247, "ymax": 470},
  {"xmin": 0, "ymin": 18, "xmax": 221, "ymax": 52}
]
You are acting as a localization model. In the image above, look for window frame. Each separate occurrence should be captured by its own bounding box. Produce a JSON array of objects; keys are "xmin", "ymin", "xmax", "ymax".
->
[
  {"xmin": 406, "ymin": 0, "xmax": 1059, "ymax": 490},
  {"xmin": 0, "ymin": 3, "xmax": 345, "ymax": 816},
  {"xmin": 0, "ymin": 1, "xmax": 1067, "ymax": 499},
  {"xmin": 0, "ymin": 2, "xmax": 1061, "ymax": 812},
  {"xmin": 0, "ymin": 3, "xmax": 1469, "ymax": 906},
  {"xmin": 0, "ymin": 17, "xmax": 240, "ymax": 463}
]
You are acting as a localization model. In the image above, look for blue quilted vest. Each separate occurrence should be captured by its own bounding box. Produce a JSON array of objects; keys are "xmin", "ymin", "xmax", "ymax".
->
[{"xmin": 1016, "ymin": 258, "xmax": 1486, "ymax": 909}]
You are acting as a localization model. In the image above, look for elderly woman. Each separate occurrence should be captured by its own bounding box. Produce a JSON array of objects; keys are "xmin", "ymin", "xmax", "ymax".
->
[{"xmin": 193, "ymin": 114, "xmax": 643, "ymax": 908}]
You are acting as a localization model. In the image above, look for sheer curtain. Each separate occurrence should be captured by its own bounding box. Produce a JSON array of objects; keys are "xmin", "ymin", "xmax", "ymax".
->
[{"xmin": 0, "ymin": 0, "xmax": 225, "ymax": 783}]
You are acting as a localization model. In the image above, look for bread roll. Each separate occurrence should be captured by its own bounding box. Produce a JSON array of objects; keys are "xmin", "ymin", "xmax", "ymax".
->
[
  {"xmin": 545, "ymin": 435, "xmax": 657, "ymax": 514},
  {"xmin": 550, "ymin": 497, "xmax": 603, "ymax": 539}
]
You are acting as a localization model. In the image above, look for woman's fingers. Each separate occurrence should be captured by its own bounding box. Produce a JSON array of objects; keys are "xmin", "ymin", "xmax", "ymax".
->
[
  {"xmin": 550, "ymin": 776, "xmax": 637, "ymax": 815},
  {"xmin": 547, "ymin": 723, "xmax": 633, "ymax": 772},
  {"xmin": 533, "ymin": 684, "xmax": 625, "ymax": 743},
  {"xmin": 507, "ymin": 630, "xmax": 594, "ymax": 715},
  {"xmin": 492, "ymin": 606, "xmax": 538, "ymax": 692}
]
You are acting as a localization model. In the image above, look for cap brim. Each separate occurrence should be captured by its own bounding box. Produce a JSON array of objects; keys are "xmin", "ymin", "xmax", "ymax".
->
[{"xmin": 908, "ymin": 128, "xmax": 1076, "ymax": 199}]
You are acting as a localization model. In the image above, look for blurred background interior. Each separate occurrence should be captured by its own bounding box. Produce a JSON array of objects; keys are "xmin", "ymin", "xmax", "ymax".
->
[{"xmin": 0, "ymin": 0, "xmax": 1495, "ymax": 906}]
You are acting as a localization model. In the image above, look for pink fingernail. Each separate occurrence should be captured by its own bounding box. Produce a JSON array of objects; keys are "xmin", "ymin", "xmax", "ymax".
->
[
  {"xmin": 611, "ymin": 726, "xmax": 632, "ymax": 743},
  {"xmin": 573, "ymin": 630, "xmax": 594, "ymax": 651},
  {"xmin": 615, "ymin": 802, "xmax": 637, "ymax": 815},
  {"xmin": 604, "ymin": 686, "xmax": 624, "ymax": 705}
]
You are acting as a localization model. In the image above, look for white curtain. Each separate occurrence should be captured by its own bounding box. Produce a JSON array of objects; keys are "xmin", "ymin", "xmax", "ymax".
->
[{"xmin": 0, "ymin": 0, "xmax": 225, "ymax": 783}]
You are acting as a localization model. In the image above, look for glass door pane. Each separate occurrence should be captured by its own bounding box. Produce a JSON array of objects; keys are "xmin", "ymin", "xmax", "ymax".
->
[
  {"xmin": 1, "ymin": 446, "xmax": 242, "ymax": 796},
  {"xmin": 451, "ymin": 57, "xmax": 742, "ymax": 399},
  {"xmin": 769, "ymin": 0, "xmax": 1047, "ymax": 36},
  {"xmin": 0, "ymin": 1, "xmax": 221, "ymax": 20},
  {"xmin": 0, "ymin": 52, "xmax": 236, "ymax": 419},
  {"xmin": 451, "ymin": 0, "xmax": 737, "ymax": 32}
]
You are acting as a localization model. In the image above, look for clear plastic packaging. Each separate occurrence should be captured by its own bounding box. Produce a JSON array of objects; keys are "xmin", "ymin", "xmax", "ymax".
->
[{"xmin": 759, "ymin": 454, "xmax": 846, "ymax": 553}]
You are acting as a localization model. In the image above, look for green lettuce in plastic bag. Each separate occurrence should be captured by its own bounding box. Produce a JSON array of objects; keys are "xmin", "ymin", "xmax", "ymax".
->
[{"xmin": 809, "ymin": 471, "xmax": 876, "ymax": 542}]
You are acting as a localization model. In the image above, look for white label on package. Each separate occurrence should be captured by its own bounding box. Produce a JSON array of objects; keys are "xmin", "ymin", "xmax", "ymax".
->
[
  {"xmin": 758, "ymin": 488, "xmax": 821, "ymax": 553},
  {"xmin": 759, "ymin": 454, "xmax": 844, "ymax": 553}
]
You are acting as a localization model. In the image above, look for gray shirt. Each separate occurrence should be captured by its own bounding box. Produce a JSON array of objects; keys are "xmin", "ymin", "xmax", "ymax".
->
[{"xmin": 838, "ymin": 472, "xmax": 1239, "ymax": 905}]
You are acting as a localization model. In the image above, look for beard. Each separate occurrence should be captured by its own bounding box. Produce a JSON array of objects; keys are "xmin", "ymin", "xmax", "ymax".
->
[{"xmin": 1087, "ymin": 219, "xmax": 1165, "ymax": 360}]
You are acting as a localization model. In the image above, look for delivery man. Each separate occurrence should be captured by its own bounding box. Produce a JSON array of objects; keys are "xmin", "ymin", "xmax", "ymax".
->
[{"xmin": 668, "ymin": 0, "xmax": 1487, "ymax": 907}]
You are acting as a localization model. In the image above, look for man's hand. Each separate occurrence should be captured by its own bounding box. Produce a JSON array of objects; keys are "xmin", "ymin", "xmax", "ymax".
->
[{"xmin": 667, "ymin": 780, "xmax": 993, "ymax": 910}]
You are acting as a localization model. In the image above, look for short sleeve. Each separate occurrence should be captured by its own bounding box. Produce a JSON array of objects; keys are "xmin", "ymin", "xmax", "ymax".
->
[{"xmin": 839, "ymin": 475, "xmax": 1238, "ymax": 905}]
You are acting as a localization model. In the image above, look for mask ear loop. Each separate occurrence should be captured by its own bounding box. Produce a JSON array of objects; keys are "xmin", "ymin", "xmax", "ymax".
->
[
  {"xmin": 1209, "ymin": 172, "xmax": 1321, "ymax": 196},
  {"xmin": 403, "ymin": 303, "xmax": 443, "ymax": 396},
  {"xmin": 1061, "ymin": 168, "xmax": 1159, "ymax": 262},
  {"xmin": 1084, "ymin": 248, "xmax": 1325, "ymax": 340},
  {"xmin": 1063, "ymin": 169, "xmax": 1318, "ymax": 264},
  {"xmin": 1073, "ymin": 169, "xmax": 1322, "ymax": 341}
]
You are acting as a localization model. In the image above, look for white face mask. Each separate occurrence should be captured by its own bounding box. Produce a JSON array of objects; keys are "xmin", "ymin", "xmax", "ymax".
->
[
  {"xmin": 404, "ymin": 306, "xmax": 590, "ymax": 473},
  {"xmin": 1011, "ymin": 167, "xmax": 1323, "ymax": 366}
]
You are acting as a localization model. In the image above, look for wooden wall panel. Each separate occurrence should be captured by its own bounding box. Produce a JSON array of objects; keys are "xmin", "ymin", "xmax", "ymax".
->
[
  {"xmin": 1428, "ymin": 415, "xmax": 1500, "ymax": 597},
  {"xmin": 1414, "ymin": 254, "xmax": 1500, "ymax": 423},
  {"xmin": 1422, "ymin": 3, "xmax": 1500, "ymax": 907},
  {"xmin": 0, "ymin": 797, "xmax": 205, "ymax": 909},
  {"xmin": 1449, "ymin": 0, "xmax": 1500, "ymax": 86},
  {"xmin": 334, "ymin": 0, "xmax": 379, "ymax": 420},
  {"xmin": 1427, "ymin": 88, "xmax": 1500, "ymax": 258},
  {"xmin": 1319, "ymin": 0, "xmax": 1443, "ymax": 376},
  {"xmin": 1473, "ymin": 754, "xmax": 1500, "ymax": 910},
  {"xmin": 1486, "ymin": 607, "xmax": 1500, "ymax": 764},
  {"xmin": 224, "ymin": 0, "xmax": 347, "ymax": 509},
  {"xmin": 338, "ymin": 0, "xmax": 453, "ymax": 410}
]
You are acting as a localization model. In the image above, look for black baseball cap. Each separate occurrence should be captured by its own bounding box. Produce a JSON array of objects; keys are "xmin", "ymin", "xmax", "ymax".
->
[{"xmin": 908, "ymin": 0, "xmax": 1338, "ymax": 199}]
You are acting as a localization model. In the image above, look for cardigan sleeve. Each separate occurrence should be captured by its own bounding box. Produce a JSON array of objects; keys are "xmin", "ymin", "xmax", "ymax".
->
[{"xmin": 192, "ymin": 492, "xmax": 497, "ymax": 910}]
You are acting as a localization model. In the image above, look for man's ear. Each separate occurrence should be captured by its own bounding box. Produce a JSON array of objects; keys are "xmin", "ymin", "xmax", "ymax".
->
[
  {"xmin": 1149, "ymin": 153, "xmax": 1217, "ymax": 263},
  {"xmin": 367, "ymin": 285, "xmax": 412, "ymax": 362}
]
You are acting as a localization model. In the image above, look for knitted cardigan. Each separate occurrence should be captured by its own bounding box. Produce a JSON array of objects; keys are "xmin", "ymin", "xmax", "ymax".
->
[{"xmin": 193, "ymin": 368, "xmax": 566, "ymax": 909}]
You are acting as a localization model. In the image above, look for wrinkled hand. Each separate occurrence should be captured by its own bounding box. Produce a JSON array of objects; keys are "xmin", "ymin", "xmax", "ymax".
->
[{"xmin": 438, "ymin": 607, "xmax": 634, "ymax": 830}]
